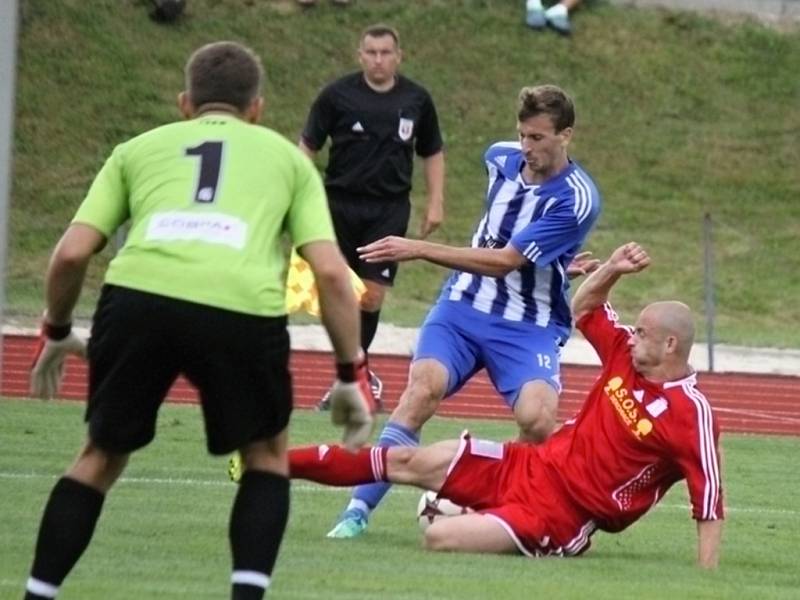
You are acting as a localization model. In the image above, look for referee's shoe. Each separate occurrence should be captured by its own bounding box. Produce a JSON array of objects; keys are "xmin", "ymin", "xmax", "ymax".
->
[{"xmin": 318, "ymin": 370, "xmax": 384, "ymax": 412}]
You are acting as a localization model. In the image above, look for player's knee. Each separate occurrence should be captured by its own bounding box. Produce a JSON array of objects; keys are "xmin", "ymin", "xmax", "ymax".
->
[
  {"xmin": 392, "ymin": 361, "xmax": 448, "ymax": 428},
  {"xmin": 70, "ymin": 442, "xmax": 129, "ymax": 492},
  {"xmin": 515, "ymin": 403, "xmax": 557, "ymax": 443},
  {"xmin": 423, "ymin": 522, "xmax": 458, "ymax": 552},
  {"xmin": 394, "ymin": 388, "xmax": 441, "ymax": 429},
  {"xmin": 359, "ymin": 291, "xmax": 383, "ymax": 312},
  {"xmin": 514, "ymin": 383, "xmax": 558, "ymax": 443},
  {"xmin": 386, "ymin": 446, "xmax": 419, "ymax": 483},
  {"xmin": 359, "ymin": 284, "xmax": 385, "ymax": 311},
  {"xmin": 409, "ymin": 366, "xmax": 448, "ymax": 401},
  {"xmin": 517, "ymin": 418, "xmax": 555, "ymax": 444}
]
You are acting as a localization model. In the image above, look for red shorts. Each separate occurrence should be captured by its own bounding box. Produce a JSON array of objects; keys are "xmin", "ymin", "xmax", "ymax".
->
[{"xmin": 439, "ymin": 433, "xmax": 597, "ymax": 557}]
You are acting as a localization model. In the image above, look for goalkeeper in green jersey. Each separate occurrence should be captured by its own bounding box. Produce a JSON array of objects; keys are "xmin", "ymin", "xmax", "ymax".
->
[{"xmin": 24, "ymin": 41, "xmax": 375, "ymax": 600}]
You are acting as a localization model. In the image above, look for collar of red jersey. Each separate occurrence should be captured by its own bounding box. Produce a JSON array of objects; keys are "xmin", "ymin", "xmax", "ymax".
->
[{"xmin": 661, "ymin": 370, "xmax": 698, "ymax": 389}]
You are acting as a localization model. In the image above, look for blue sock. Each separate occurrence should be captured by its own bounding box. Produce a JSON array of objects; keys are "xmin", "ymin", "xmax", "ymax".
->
[{"xmin": 346, "ymin": 421, "xmax": 419, "ymax": 518}]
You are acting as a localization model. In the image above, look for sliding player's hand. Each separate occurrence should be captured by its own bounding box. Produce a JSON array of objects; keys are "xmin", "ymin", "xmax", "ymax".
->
[
  {"xmin": 609, "ymin": 242, "xmax": 651, "ymax": 274},
  {"xmin": 329, "ymin": 356, "xmax": 376, "ymax": 451},
  {"xmin": 30, "ymin": 322, "xmax": 87, "ymax": 399},
  {"xmin": 566, "ymin": 251, "xmax": 601, "ymax": 279}
]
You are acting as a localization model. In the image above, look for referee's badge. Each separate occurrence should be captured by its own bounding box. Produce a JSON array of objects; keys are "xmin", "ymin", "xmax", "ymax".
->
[{"xmin": 398, "ymin": 117, "xmax": 414, "ymax": 141}]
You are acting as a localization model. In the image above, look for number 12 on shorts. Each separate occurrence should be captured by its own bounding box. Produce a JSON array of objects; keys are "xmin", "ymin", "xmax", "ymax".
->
[{"xmin": 536, "ymin": 353, "xmax": 552, "ymax": 369}]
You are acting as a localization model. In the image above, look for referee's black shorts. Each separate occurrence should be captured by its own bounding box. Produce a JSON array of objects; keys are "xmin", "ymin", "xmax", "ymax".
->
[
  {"xmin": 86, "ymin": 285, "xmax": 292, "ymax": 455},
  {"xmin": 328, "ymin": 195, "xmax": 411, "ymax": 286}
]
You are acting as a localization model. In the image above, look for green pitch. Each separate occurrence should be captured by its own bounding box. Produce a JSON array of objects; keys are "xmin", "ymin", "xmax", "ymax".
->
[{"xmin": 1, "ymin": 399, "xmax": 798, "ymax": 599}]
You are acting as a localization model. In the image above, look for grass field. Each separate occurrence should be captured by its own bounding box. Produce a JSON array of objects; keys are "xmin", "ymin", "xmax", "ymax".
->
[
  {"xmin": 1, "ymin": 398, "xmax": 798, "ymax": 599},
  {"xmin": 8, "ymin": 0, "xmax": 800, "ymax": 347}
]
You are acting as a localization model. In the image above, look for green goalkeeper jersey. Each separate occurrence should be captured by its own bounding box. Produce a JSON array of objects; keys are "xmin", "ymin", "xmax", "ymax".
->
[{"xmin": 73, "ymin": 113, "xmax": 334, "ymax": 316}]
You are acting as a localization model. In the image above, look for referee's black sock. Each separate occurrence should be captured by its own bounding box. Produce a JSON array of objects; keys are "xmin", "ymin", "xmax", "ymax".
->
[
  {"xmin": 230, "ymin": 470, "xmax": 290, "ymax": 600},
  {"xmin": 360, "ymin": 309, "xmax": 381, "ymax": 354},
  {"xmin": 25, "ymin": 477, "xmax": 105, "ymax": 599}
]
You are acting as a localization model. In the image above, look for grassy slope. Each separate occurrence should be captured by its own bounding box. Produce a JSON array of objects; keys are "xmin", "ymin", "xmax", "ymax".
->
[
  {"xmin": 8, "ymin": 0, "xmax": 800, "ymax": 346},
  {"xmin": 1, "ymin": 399, "xmax": 799, "ymax": 599}
]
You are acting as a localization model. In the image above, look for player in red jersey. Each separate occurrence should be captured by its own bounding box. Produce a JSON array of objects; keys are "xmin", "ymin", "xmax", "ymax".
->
[{"xmin": 289, "ymin": 241, "xmax": 724, "ymax": 568}]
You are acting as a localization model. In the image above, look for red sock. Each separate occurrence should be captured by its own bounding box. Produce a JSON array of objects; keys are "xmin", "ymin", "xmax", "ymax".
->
[{"xmin": 289, "ymin": 445, "xmax": 388, "ymax": 485}]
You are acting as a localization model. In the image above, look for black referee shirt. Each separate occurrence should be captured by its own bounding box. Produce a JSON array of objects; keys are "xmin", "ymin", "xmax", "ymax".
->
[{"xmin": 301, "ymin": 72, "xmax": 444, "ymax": 202}]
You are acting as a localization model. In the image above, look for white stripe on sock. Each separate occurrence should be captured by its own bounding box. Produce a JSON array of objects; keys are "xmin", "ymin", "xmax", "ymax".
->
[
  {"xmin": 370, "ymin": 447, "xmax": 385, "ymax": 480},
  {"xmin": 26, "ymin": 577, "xmax": 59, "ymax": 598},
  {"xmin": 231, "ymin": 570, "xmax": 271, "ymax": 589},
  {"xmin": 347, "ymin": 498, "xmax": 370, "ymax": 514}
]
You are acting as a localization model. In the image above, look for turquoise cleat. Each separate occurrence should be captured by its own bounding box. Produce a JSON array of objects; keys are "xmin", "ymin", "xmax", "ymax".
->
[{"xmin": 326, "ymin": 509, "xmax": 369, "ymax": 539}]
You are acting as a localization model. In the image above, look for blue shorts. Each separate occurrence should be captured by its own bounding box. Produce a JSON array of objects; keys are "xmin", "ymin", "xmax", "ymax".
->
[{"xmin": 414, "ymin": 300, "xmax": 564, "ymax": 408}]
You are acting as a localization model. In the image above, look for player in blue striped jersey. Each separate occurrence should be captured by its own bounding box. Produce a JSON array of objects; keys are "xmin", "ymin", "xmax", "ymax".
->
[
  {"xmin": 326, "ymin": 84, "xmax": 602, "ymax": 538},
  {"xmin": 446, "ymin": 140, "xmax": 598, "ymax": 334}
]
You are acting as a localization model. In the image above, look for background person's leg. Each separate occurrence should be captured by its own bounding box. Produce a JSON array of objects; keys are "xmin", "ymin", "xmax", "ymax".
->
[{"xmin": 360, "ymin": 281, "xmax": 387, "ymax": 408}]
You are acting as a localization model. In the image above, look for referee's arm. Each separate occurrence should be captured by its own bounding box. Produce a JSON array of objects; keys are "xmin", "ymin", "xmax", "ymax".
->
[{"xmin": 419, "ymin": 150, "xmax": 445, "ymax": 238}]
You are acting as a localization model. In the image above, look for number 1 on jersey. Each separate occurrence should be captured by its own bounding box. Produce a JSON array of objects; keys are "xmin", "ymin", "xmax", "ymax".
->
[{"xmin": 186, "ymin": 141, "xmax": 224, "ymax": 204}]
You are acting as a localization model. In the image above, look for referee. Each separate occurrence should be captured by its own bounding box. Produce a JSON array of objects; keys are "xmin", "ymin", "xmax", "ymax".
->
[{"xmin": 300, "ymin": 23, "xmax": 446, "ymax": 410}]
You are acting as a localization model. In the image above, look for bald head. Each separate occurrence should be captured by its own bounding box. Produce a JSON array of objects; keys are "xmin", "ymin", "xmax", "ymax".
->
[
  {"xmin": 640, "ymin": 301, "xmax": 695, "ymax": 358},
  {"xmin": 630, "ymin": 300, "xmax": 696, "ymax": 381}
]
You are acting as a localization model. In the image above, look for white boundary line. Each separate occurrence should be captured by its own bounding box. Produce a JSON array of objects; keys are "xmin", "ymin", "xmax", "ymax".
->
[
  {"xmin": 714, "ymin": 406, "xmax": 800, "ymax": 425},
  {"xmin": 1, "ymin": 471, "xmax": 797, "ymax": 518}
]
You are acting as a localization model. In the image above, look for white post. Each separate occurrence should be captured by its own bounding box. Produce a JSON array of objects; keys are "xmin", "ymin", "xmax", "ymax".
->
[
  {"xmin": 0, "ymin": 0, "xmax": 20, "ymax": 378},
  {"xmin": 703, "ymin": 212, "xmax": 715, "ymax": 372}
]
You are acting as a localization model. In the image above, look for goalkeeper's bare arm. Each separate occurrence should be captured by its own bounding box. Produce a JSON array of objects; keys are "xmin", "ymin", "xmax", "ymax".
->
[{"xmin": 298, "ymin": 240, "xmax": 377, "ymax": 448}]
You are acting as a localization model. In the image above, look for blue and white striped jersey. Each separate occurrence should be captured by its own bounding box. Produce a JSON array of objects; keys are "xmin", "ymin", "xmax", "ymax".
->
[{"xmin": 442, "ymin": 142, "xmax": 601, "ymax": 337}]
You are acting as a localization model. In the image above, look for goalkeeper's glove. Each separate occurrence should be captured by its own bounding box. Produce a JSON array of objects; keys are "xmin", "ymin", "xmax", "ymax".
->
[
  {"xmin": 30, "ymin": 321, "xmax": 87, "ymax": 399},
  {"xmin": 329, "ymin": 355, "xmax": 377, "ymax": 451}
]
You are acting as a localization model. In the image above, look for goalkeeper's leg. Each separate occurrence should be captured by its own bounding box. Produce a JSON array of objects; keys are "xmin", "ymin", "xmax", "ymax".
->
[
  {"xmin": 229, "ymin": 433, "xmax": 290, "ymax": 600},
  {"xmin": 24, "ymin": 441, "xmax": 128, "ymax": 600}
]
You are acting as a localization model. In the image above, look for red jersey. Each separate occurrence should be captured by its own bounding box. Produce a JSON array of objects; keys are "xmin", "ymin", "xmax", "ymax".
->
[{"xmin": 539, "ymin": 303, "xmax": 724, "ymax": 532}]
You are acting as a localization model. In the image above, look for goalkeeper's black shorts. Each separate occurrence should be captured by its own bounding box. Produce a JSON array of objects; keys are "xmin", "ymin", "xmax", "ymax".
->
[{"xmin": 85, "ymin": 285, "xmax": 292, "ymax": 455}]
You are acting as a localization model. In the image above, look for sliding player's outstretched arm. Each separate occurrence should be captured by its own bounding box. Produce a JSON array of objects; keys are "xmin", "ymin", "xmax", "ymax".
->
[
  {"xmin": 696, "ymin": 519, "xmax": 723, "ymax": 569},
  {"xmin": 571, "ymin": 241, "xmax": 651, "ymax": 322}
]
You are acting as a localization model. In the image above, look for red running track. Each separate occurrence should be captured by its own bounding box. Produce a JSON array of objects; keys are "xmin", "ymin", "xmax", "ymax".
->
[{"xmin": 3, "ymin": 335, "xmax": 799, "ymax": 436}]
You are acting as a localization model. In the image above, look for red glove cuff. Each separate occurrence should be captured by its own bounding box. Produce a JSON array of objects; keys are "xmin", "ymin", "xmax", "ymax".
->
[{"xmin": 336, "ymin": 356, "xmax": 367, "ymax": 383}]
